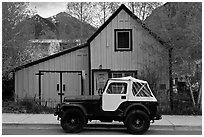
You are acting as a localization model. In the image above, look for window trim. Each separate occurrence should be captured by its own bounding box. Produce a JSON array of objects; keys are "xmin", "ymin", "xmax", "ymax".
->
[
  {"xmin": 111, "ymin": 70, "xmax": 137, "ymax": 78},
  {"xmin": 114, "ymin": 29, "xmax": 133, "ymax": 51},
  {"xmin": 132, "ymin": 82, "xmax": 153, "ymax": 97}
]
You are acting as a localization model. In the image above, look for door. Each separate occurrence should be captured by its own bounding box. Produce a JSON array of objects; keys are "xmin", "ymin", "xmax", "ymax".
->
[
  {"xmin": 102, "ymin": 82, "xmax": 128, "ymax": 111},
  {"xmin": 41, "ymin": 72, "xmax": 59, "ymax": 107},
  {"xmin": 63, "ymin": 73, "xmax": 81, "ymax": 96},
  {"xmin": 40, "ymin": 71, "xmax": 82, "ymax": 105},
  {"xmin": 93, "ymin": 70, "xmax": 109, "ymax": 95}
]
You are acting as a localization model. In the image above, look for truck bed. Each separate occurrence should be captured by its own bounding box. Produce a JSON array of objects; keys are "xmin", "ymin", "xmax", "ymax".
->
[{"xmin": 64, "ymin": 95, "xmax": 101, "ymax": 102}]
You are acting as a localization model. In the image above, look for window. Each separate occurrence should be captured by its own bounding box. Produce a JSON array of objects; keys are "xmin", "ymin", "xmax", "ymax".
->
[
  {"xmin": 132, "ymin": 82, "xmax": 153, "ymax": 97},
  {"xmin": 115, "ymin": 29, "xmax": 132, "ymax": 51},
  {"xmin": 112, "ymin": 73, "xmax": 123, "ymax": 78},
  {"xmin": 106, "ymin": 82, "xmax": 127, "ymax": 94},
  {"xmin": 111, "ymin": 71, "xmax": 136, "ymax": 78}
]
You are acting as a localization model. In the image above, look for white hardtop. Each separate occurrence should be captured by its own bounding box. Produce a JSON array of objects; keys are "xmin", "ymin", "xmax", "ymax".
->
[
  {"xmin": 103, "ymin": 76, "xmax": 157, "ymax": 111},
  {"xmin": 109, "ymin": 76, "xmax": 148, "ymax": 84}
]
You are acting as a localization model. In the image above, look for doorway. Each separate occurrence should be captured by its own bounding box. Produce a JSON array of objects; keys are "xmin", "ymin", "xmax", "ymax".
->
[
  {"xmin": 92, "ymin": 69, "xmax": 110, "ymax": 95},
  {"xmin": 36, "ymin": 70, "xmax": 83, "ymax": 104}
]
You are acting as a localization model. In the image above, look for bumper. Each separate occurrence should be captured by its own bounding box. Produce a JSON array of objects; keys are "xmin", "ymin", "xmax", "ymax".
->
[
  {"xmin": 154, "ymin": 113, "xmax": 162, "ymax": 120},
  {"xmin": 54, "ymin": 104, "xmax": 62, "ymax": 119}
]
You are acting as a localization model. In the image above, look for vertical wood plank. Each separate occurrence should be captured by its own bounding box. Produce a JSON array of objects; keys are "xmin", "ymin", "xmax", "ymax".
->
[
  {"xmin": 111, "ymin": 14, "xmax": 118, "ymax": 69},
  {"xmin": 101, "ymin": 27, "xmax": 106, "ymax": 68},
  {"xmin": 28, "ymin": 67, "xmax": 33, "ymax": 97}
]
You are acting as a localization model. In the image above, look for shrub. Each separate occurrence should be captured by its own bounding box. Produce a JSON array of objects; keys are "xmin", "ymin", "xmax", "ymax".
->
[
  {"xmin": 158, "ymin": 101, "xmax": 202, "ymax": 115},
  {"xmin": 3, "ymin": 98, "xmax": 54, "ymax": 114}
]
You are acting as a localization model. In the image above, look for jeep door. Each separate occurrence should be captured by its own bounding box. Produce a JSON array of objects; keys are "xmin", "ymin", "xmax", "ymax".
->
[{"xmin": 102, "ymin": 81, "xmax": 129, "ymax": 111}]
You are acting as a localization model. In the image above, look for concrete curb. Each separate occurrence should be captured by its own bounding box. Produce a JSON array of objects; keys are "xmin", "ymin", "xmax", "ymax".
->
[
  {"xmin": 2, "ymin": 123, "xmax": 60, "ymax": 129},
  {"xmin": 149, "ymin": 125, "xmax": 202, "ymax": 131},
  {"xmin": 2, "ymin": 123, "xmax": 202, "ymax": 131}
]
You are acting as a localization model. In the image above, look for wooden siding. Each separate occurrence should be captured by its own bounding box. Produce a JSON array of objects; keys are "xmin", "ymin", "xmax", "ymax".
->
[
  {"xmin": 15, "ymin": 47, "xmax": 89, "ymax": 105},
  {"xmin": 90, "ymin": 9, "xmax": 169, "ymax": 88}
]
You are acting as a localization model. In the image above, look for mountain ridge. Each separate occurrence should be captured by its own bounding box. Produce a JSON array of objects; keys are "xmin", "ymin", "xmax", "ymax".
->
[{"xmin": 16, "ymin": 12, "xmax": 97, "ymax": 43}]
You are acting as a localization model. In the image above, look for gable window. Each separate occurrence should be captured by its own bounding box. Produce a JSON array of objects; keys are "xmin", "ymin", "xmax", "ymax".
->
[{"xmin": 114, "ymin": 29, "xmax": 132, "ymax": 51}]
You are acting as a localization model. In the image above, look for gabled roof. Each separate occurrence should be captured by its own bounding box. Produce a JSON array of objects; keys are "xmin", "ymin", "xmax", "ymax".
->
[
  {"xmin": 14, "ymin": 4, "xmax": 167, "ymax": 72},
  {"xmin": 14, "ymin": 43, "xmax": 88, "ymax": 72},
  {"xmin": 87, "ymin": 4, "xmax": 166, "ymax": 46}
]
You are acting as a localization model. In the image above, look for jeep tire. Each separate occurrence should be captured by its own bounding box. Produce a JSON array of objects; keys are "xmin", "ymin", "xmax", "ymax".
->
[
  {"xmin": 125, "ymin": 110, "xmax": 150, "ymax": 134},
  {"xmin": 61, "ymin": 108, "xmax": 85, "ymax": 133}
]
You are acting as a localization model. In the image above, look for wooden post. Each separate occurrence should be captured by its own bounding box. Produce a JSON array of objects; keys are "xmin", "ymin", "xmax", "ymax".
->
[
  {"xmin": 81, "ymin": 73, "xmax": 84, "ymax": 96},
  {"xmin": 169, "ymin": 48, "xmax": 174, "ymax": 110},
  {"xmin": 59, "ymin": 72, "xmax": 63, "ymax": 104},
  {"xmin": 36, "ymin": 71, "xmax": 44, "ymax": 105},
  {"xmin": 12, "ymin": 71, "xmax": 15, "ymax": 101},
  {"xmin": 57, "ymin": 72, "xmax": 64, "ymax": 104}
]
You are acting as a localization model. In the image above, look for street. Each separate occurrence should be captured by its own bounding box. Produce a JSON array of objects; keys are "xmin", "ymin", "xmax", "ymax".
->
[{"xmin": 2, "ymin": 126, "xmax": 202, "ymax": 135}]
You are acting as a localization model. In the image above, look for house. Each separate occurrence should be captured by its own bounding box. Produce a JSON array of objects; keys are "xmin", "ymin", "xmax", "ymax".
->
[{"xmin": 14, "ymin": 4, "xmax": 169, "ymax": 108}]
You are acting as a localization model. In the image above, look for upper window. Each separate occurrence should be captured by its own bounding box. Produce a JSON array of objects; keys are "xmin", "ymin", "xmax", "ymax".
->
[{"xmin": 115, "ymin": 29, "xmax": 132, "ymax": 51}]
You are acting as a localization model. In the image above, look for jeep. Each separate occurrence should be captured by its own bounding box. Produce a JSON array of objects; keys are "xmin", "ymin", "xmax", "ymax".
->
[{"xmin": 54, "ymin": 76, "xmax": 161, "ymax": 134}]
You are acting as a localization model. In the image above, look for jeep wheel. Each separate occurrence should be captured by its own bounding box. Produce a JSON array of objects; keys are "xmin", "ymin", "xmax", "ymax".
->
[
  {"xmin": 61, "ymin": 109, "xmax": 85, "ymax": 133},
  {"xmin": 125, "ymin": 110, "xmax": 150, "ymax": 134}
]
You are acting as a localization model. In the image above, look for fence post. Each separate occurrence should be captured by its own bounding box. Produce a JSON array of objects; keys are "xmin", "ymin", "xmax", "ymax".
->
[
  {"xmin": 36, "ymin": 71, "xmax": 44, "ymax": 105},
  {"xmin": 169, "ymin": 48, "xmax": 174, "ymax": 110}
]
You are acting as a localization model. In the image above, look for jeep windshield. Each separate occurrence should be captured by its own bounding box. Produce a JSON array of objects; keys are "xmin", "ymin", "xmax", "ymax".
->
[{"xmin": 132, "ymin": 82, "xmax": 153, "ymax": 97}]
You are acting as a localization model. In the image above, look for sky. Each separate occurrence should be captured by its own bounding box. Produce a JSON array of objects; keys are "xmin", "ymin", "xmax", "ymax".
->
[
  {"xmin": 26, "ymin": 1, "xmax": 188, "ymax": 18},
  {"xmin": 29, "ymin": 2, "xmax": 67, "ymax": 18},
  {"xmin": 28, "ymin": 1, "xmax": 163, "ymax": 18}
]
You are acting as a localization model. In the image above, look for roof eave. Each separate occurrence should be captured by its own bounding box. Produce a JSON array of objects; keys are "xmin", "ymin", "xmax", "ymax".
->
[
  {"xmin": 87, "ymin": 4, "xmax": 168, "ymax": 49},
  {"xmin": 87, "ymin": 4, "xmax": 126, "ymax": 43},
  {"xmin": 14, "ymin": 43, "xmax": 89, "ymax": 72}
]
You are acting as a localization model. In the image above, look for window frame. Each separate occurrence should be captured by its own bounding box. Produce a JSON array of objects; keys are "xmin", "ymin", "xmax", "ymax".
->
[
  {"xmin": 114, "ymin": 29, "xmax": 133, "ymax": 51},
  {"xmin": 106, "ymin": 82, "xmax": 128, "ymax": 94},
  {"xmin": 132, "ymin": 82, "xmax": 153, "ymax": 97}
]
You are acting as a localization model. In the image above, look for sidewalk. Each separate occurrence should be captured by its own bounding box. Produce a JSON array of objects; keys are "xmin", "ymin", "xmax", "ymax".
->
[{"xmin": 2, "ymin": 113, "xmax": 202, "ymax": 131}]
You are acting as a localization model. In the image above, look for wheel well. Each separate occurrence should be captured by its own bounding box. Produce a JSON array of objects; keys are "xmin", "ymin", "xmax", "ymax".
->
[
  {"xmin": 61, "ymin": 106, "xmax": 86, "ymax": 116},
  {"xmin": 125, "ymin": 105, "xmax": 150, "ymax": 117}
]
